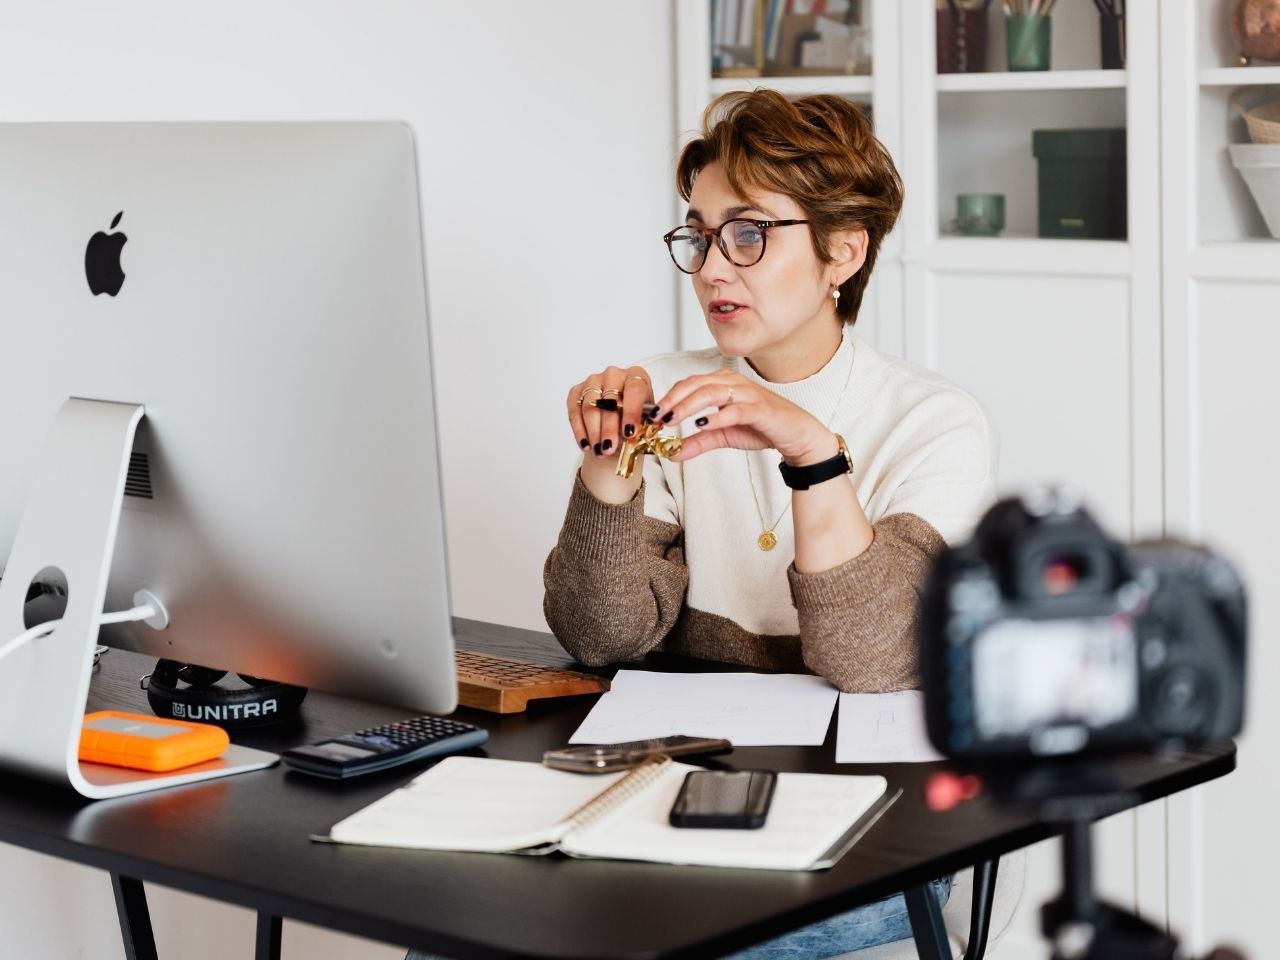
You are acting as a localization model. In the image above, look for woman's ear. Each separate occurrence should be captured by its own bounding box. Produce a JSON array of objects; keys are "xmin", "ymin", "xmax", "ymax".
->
[{"xmin": 829, "ymin": 228, "xmax": 869, "ymax": 287}]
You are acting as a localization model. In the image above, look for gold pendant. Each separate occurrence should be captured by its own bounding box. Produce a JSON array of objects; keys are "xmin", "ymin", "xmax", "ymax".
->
[{"xmin": 757, "ymin": 530, "xmax": 778, "ymax": 551}]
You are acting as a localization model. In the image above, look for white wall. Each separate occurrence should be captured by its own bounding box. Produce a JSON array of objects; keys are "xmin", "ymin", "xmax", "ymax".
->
[{"xmin": 0, "ymin": 2, "xmax": 677, "ymax": 956}]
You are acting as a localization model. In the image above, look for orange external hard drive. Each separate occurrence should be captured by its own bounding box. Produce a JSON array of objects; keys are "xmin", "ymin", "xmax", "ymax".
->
[{"xmin": 79, "ymin": 711, "xmax": 231, "ymax": 772}]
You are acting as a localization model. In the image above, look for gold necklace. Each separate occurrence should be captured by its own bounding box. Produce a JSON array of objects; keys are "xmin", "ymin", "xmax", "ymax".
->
[
  {"xmin": 743, "ymin": 339, "xmax": 857, "ymax": 552},
  {"xmin": 746, "ymin": 460, "xmax": 789, "ymax": 551}
]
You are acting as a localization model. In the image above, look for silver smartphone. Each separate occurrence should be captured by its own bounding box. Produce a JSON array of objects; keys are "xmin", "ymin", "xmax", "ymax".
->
[{"xmin": 542, "ymin": 735, "xmax": 732, "ymax": 773}]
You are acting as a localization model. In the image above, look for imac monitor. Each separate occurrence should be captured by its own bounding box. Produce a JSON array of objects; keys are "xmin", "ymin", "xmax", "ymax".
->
[{"xmin": 0, "ymin": 122, "xmax": 456, "ymax": 736}]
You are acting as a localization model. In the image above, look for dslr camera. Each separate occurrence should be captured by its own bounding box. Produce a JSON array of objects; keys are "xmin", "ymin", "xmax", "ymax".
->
[{"xmin": 920, "ymin": 489, "xmax": 1246, "ymax": 760}]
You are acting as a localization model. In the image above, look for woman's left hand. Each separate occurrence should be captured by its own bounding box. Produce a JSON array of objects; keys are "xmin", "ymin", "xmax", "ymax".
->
[{"xmin": 651, "ymin": 372, "xmax": 838, "ymax": 466}]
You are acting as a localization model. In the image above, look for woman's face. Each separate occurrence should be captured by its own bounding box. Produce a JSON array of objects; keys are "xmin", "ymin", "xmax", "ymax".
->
[{"xmin": 684, "ymin": 162, "xmax": 858, "ymax": 378}]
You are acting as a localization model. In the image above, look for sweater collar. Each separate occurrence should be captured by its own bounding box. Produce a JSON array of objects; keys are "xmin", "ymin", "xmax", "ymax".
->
[{"xmin": 729, "ymin": 328, "xmax": 858, "ymax": 418}]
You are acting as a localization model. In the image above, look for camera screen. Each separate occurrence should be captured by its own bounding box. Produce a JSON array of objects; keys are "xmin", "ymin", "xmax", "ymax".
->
[{"xmin": 972, "ymin": 614, "xmax": 1138, "ymax": 739}]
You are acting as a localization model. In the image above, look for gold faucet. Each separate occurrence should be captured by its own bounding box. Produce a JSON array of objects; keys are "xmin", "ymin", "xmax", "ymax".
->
[
  {"xmin": 616, "ymin": 421, "xmax": 683, "ymax": 479},
  {"xmin": 605, "ymin": 403, "xmax": 682, "ymax": 478}
]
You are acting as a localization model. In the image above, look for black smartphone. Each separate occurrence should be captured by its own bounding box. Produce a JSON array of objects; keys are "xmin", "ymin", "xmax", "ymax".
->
[{"xmin": 668, "ymin": 769, "xmax": 777, "ymax": 829}]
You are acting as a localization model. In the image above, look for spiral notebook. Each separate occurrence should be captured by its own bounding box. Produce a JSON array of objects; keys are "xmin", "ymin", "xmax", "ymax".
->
[{"xmin": 316, "ymin": 756, "xmax": 896, "ymax": 871}]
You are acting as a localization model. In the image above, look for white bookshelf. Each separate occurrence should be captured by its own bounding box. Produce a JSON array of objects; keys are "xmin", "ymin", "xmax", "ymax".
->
[
  {"xmin": 1190, "ymin": 240, "xmax": 1280, "ymax": 278},
  {"xmin": 1172, "ymin": 0, "xmax": 1280, "ymax": 253},
  {"xmin": 1161, "ymin": 4, "xmax": 1280, "ymax": 958},
  {"xmin": 1199, "ymin": 64, "xmax": 1280, "ymax": 85},
  {"xmin": 709, "ymin": 74, "xmax": 873, "ymax": 96},
  {"xmin": 928, "ymin": 237, "xmax": 1131, "ymax": 276},
  {"xmin": 936, "ymin": 68, "xmax": 1126, "ymax": 92}
]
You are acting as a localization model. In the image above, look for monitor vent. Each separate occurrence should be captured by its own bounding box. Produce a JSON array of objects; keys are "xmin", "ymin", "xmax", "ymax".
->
[{"xmin": 125, "ymin": 452, "xmax": 154, "ymax": 499}]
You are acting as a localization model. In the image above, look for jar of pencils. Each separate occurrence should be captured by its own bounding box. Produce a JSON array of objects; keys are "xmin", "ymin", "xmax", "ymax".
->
[{"xmin": 1004, "ymin": 2, "xmax": 1053, "ymax": 72}]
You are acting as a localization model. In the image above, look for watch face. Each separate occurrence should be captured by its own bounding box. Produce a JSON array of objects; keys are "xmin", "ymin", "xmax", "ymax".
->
[{"xmin": 837, "ymin": 436, "xmax": 854, "ymax": 474}]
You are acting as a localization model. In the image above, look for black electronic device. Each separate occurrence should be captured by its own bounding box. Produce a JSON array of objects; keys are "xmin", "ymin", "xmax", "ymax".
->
[
  {"xmin": 145, "ymin": 659, "xmax": 308, "ymax": 729},
  {"xmin": 543, "ymin": 735, "xmax": 732, "ymax": 773},
  {"xmin": 668, "ymin": 769, "xmax": 776, "ymax": 829},
  {"xmin": 919, "ymin": 488, "xmax": 1246, "ymax": 761},
  {"xmin": 281, "ymin": 715, "xmax": 489, "ymax": 779}
]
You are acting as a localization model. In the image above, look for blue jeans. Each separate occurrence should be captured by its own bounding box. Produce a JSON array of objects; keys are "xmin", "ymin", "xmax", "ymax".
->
[
  {"xmin": 724, "ymin": 874, "xmax": 954, "ymax": 960},
  {"xmin": 404, "ymin": 875, "xmax": 951, "ymax": 960}
]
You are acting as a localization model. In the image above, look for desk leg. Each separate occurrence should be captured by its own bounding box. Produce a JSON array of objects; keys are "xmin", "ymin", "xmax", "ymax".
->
[
  {"xmin": 111, "ymin": 874, "xmax": 159, "ymax": 960},
  {"xmin": 256, "ymin": 913, "xmax": 282, "ymax": 960},
  {"xmin": 963, "ymin": 859, "xmax": 999, "ymax": 960},
  {"xmin": 905, "ymin": 881, "xmax": 950, "ymax": 960}
]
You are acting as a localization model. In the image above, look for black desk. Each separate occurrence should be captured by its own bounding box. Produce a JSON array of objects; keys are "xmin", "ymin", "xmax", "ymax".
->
[{"xmin": 0, "ymin": 620, "xmax": 1235, "ymax": 960}]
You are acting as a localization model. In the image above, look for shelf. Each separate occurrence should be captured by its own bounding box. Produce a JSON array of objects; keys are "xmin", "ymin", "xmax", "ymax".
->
[
  {"xmin": 1199, "ymin": 66, "xmax": 1280, "ymax": 87},
  {"xmin": 936, "ymin": 70, "xmax": 1127, "ymax": 93},
  {"xmin": 708, "ymin": 75, "xmax": 873, "ymax": 97},
  {"xmin": 1189, "ymin": 241, "xmax": 1280, "ymax": 280},
  {"xmin": 926, "ymin": 237, "xmax": 1131, "ymax": 276}
]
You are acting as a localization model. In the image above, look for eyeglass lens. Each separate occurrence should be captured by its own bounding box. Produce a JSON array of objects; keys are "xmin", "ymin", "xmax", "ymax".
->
[{"xmin": 667, "ymin": 220, "xmax": 767, "ymax": 273}]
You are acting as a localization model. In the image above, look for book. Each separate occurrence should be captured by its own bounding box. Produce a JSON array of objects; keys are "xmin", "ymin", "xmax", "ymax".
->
[
  {"xmin": 765, "ymin": 0, "xmax": 787, "ymax": 63},
  {"xmin": 317, "ymin": 755, "xmax": 896, "ymax": 872},
  {"xmin": 739, "ymin": 0, "xmax": 757, "ymax": 48}
]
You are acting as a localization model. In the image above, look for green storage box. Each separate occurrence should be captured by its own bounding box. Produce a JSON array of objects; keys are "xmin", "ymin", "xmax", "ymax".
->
[{"xmin": 1032, "ymin": 128, "xmax": 1127, "ymax": 239}]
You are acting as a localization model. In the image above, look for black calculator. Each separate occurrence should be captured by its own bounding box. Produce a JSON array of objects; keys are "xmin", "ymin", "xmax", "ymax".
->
[{"xmin": 281, "ymin": 716, "xmax": 489, "ymax": 779}]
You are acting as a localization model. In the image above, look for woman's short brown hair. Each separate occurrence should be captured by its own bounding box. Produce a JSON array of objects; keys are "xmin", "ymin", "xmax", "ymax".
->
[{"xmin": 675, "ymin": 90, "xmax": 904, "ymax": 325}]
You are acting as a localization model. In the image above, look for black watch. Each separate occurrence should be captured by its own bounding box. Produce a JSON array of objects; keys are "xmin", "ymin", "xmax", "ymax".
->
[{"xmin": 777, "ymin": 434, "xmax": 854, "ymax": 491}]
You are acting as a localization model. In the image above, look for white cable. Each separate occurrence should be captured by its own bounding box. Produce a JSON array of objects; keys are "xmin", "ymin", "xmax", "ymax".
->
[
  {"xmin": 0, "ymin": 622, "xmax": 59, "ymax": 661},
  {"xmin": 0, "ymin": 601, "xmax": 162, "ymax": 663},
  {"xmin": 98, "ymin": 602, "xmax": 158, "ymax": 626}
]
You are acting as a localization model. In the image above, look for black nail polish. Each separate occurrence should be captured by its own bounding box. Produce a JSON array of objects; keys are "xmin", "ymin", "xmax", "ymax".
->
[
  {"xmin": 624, "ymin": 424, "xmax": 635, "ymax": 438},
  {"xmin": 592, "ymin": 442, "xmax": 602, "ymax": 456},
  {"xmin": 602, "ymin": 439, "xmax": 613, "ymax": 451},
  {"xmin": 648, "ymin": 407, "xmax": 661, "ymax": 421},
  {"xmin": 695, "ymin": 416, "xmax": 708, "ymax": 427},
  {"xmin": 662, "ymin": 411, "xmax": 675, "ymax": 423},
  {"xmin": 595, "ymin": 398, "xmax": 619, "ymax": 412},
  {"xmin": 579, "ymin": 438, "xmax": 589, "ymax": 449}
]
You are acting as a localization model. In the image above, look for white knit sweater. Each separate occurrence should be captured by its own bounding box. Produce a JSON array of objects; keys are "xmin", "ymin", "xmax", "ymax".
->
[
  {"xmin": 544, "ymin": 329, "xmax": 999, "ymax": 692},
  {"xmin": 638, "ymin": 330, "xmax": 998, "ymax": 640}
]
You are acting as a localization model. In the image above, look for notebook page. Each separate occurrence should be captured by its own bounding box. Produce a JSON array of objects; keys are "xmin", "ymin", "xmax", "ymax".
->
[
  {"xmin": 562, "ymin": 761, "xmax": 888, "ymax": 870},
  {"xmin": 327, "ymin": 756, "xmax": 626, "ymax": 852}
]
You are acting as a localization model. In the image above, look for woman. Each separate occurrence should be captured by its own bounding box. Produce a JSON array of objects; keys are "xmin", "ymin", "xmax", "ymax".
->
[{"xmin": 541, "ymin": 90, "xmax": 997, "ymax": 957}]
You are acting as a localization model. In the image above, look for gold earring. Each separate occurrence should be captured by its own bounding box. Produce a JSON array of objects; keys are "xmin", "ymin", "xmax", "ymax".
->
[{"xmin": 832, "ymin": 287, "xmax": 840, "ymax": 301}]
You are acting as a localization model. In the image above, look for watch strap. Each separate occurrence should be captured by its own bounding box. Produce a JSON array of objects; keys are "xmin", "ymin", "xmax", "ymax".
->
[{"xmin": 777, "ymin": 434, "xmax": 853, "ymax": 491}]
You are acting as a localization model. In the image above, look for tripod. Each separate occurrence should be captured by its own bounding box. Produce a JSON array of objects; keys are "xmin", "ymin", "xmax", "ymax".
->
[{"xmin": 1016, "ymin": 768, "xmax": 1246, "ymax": 960}]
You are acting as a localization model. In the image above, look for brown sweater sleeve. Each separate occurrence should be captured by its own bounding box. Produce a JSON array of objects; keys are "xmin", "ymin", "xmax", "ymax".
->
[
  {"xmin": 786, "ymin": 512, "xmax": 945, "ymax": 693},
  {"xmin": 542, "ymin": 473, "xmax": 689, "ymax": 666}
]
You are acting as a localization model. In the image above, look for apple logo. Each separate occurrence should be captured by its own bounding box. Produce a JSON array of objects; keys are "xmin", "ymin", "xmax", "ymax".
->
[{"xmin": 85, "ymin": 211, "xmax": 128, "ymax": 297}]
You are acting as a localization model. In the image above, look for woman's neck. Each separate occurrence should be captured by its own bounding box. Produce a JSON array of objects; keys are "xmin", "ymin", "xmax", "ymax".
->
[{"xmin": 745, "ymin": 320, "xmax": 844, "ymax": 384}]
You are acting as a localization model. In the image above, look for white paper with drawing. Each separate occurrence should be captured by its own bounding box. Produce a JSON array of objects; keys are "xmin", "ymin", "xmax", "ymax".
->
[
  {"xmin": 569, "ymin": 671, "xmax": 839, "ymax": 746},
  {"xmin": 836, "ymin": 690, "xmax": 945, "ymax": 763}
]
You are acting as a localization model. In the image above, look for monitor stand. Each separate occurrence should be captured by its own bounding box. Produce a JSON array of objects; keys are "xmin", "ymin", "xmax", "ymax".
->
[{"xmin": 0, "ymin": 398, "xmax": 277, "ymax": 799}]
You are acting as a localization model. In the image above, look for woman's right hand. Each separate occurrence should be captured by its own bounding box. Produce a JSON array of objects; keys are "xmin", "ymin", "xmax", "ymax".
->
[{"xmin": 565, "ymin": 365, "xmax": 653, "ymax": 502}]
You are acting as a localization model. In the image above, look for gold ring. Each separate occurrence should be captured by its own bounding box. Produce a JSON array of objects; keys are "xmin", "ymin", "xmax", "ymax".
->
[
  {"xmin": 625, "ymin": 375, "xmax": 649, "ymax": 387},
  {"xmin": 725, "ymin": 386, "xmax": 735, "ymax": 406},
  {"xmin": 601, "ymin": 389, "xmax": 622, "ymax": 399},
  {"xmin": 577, "ymin": 386, "xmax": 604, "ymax": 407}
]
